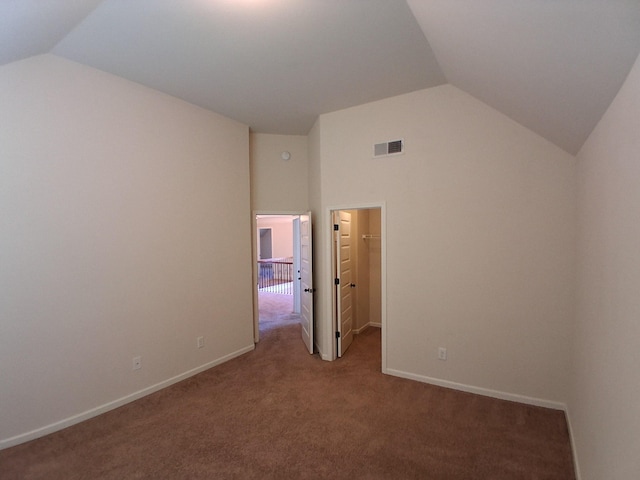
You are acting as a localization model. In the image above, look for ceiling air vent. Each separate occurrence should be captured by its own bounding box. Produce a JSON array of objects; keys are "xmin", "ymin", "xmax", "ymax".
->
[{"xmin": 373, "ymin": 139, "xmax": 404, "ymax": 158}]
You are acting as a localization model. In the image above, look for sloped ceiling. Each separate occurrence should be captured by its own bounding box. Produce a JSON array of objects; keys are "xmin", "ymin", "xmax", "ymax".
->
[
  {"xmin": 1, "ymin": 0, "xmax": 640, "ymax": 155},
  {"xmin": 0, "ymin": 0, "xmax": 103, "ymax": 65},
  {"xmin": 408, "ymin": 0, "xmax": 640, "ymax": 155}
]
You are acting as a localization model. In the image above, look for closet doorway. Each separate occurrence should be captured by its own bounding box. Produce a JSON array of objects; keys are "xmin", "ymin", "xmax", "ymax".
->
[{"xmin": 332, "ymin": 207, "xmax": 382, "ymax": 359}]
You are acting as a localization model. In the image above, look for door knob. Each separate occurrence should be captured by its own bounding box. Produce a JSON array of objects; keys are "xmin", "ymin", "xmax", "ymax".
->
[{"xmin": 350, "ymin": 283, "xmax": 356, "ymax": 288}]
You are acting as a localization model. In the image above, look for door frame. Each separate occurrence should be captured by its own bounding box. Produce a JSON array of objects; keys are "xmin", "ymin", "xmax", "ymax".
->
[
  {"xmin": 252, "ymin": 210, "xmax": 306, "ymax": 343},
  {"xmin": 326, "ymin": 202, "xmax": 387, "ymax": 372}
]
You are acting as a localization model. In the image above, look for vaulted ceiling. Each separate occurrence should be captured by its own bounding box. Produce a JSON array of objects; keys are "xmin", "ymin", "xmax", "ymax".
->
[{"xmin": 2, "ymin": 0, "xmax": 639, "ymax": 155}]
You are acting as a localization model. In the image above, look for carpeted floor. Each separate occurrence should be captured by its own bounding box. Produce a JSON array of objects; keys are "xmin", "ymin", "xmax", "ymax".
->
[
  {"xmin": 257, "ymin": 291, "xmax": 298, "ymax": 332},
  {"xmin": 0, "ymin": 293, "xmax": 575, "ymax": 479}
]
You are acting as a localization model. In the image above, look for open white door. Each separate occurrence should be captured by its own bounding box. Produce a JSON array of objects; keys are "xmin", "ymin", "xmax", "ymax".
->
[
  {"xmin": 299, "ymin": 212, "xmax": 314, "ymax": 354},
  {"xmin": 335, "ymin": 210, "xmax": 354, "ymax": 357},
  {"xmin": 292, "ymin": 217, "xmax": 301, "ymax": 315}
]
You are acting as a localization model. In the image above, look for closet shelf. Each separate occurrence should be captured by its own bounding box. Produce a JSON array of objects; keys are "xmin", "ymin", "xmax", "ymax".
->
[{"xmin": 362, "ymin": 234, "xmax": 381, "ymax": 239}]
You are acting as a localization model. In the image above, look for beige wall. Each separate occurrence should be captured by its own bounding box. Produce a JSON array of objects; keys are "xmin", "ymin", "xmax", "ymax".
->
[
  {"xmin": 0, "ymin": 55, "xmax": 254, "ymax": 447},
  {"xmin": 256, "ymin": 216, "xmax": 294, "ymax": 259},
  {"xmin": 5, "ymin": 49, "xmax": 635, "ymax": 478},
  {"xmin": 352, "ymin": 209, "xmax": 369, "ymax": 332},
  {"xmin": 349, "ymin": 209, "xmax": 382, "ymax": 333},
  {"xmin": 313, "ymin": 84, "xmax": 576, "ymax": 406},
  {"xmin": 367, "ymin": 209, "xmax": 382, "ymax": 328},
  {"xmin": 250, "ymin": 133, "xmax": 308, "ymax": 212},
  {"xmin": 249, "ymin": 134, "xmax": 306, "ymax": 340},
  {"xmin": 570, "ymin": 52, "xmax": 640, "ymax": 480}
]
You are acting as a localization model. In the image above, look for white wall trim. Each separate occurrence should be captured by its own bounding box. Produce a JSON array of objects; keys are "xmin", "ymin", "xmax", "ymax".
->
[
  {"xmin": 384, "ymin": 367, "xmax": 567, "ymax": 411},
  {"xmin": 315, "ymin": 336, "xmax": 332, "ymax": 361},
  {"xmin": 354, "ymin": 323, "xmax": 382, "ymax": 334},
  {"xmin": 318, "ymin": 346, "xmax": 332, "ymax": 361},
  {"xmin": 0, "ymin": 344, "xmax": 255, "ymax": 450},
  {"xmin": 565, "ymin": 406, "xmax": 582, "ymax": 480}
]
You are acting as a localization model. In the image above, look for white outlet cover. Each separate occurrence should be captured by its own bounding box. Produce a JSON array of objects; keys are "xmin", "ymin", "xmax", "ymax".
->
[{"xmin": 132, "ymin": 356, "xmax": 142, "ymax": 370}]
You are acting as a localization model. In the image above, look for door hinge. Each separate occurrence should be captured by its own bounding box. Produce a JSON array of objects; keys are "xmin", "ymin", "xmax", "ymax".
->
[
  {"xmin": 335, "ymin": 331, "xmax": 341, "ymax": 339},
  {"xmin": 334, "ymin": 278, "xmax": 340, "ymax": 285},
  {"xmin": 334, "ymin": 224, "xmax": 339, "ymax": 231}
]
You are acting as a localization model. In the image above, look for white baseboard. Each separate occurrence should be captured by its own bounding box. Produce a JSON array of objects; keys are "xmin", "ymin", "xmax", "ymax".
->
[
  {"xmin": 384, "ymin": 367, "xmax": 567, "ymax": 411},
  {"xmin": 564, "ymin": 406, "xmax": 582, "ymax": 480},
  {"xmin": 353, "ymin": 322, "xmax": 381, "ymax": 334},
  {"xmin": 0, "ymin": 343, "xmax": 255, "ymax": 450},
  {"xmin": 315, "ymin": 340, "xmax": 332, "ymax": 361}
]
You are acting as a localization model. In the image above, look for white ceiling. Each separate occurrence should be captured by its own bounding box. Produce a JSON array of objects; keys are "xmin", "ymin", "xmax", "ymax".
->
[
  {"xmin": 408, "ymin": 0, "xmax": 640, "ymax": 155},
  {"xmin": 0, "ymin": 0, "xmax": 103, "ymax": 65},
  {"xmin": 1, "ymin": 0, "xmax": 639, "ymax": 155}
]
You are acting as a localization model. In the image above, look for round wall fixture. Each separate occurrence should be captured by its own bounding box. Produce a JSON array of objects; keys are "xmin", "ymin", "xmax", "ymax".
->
[{"xmin": 281, "ymin": 151, "xmax": 291, "ymax": 161}]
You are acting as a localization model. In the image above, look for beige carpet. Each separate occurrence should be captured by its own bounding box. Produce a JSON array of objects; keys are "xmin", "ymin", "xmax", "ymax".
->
[
  {"xmin": 257, "ymin": 291, "xmax": 298, "ymax": 332},
  {"xmin": 0, "ymin": 294, "xmax": 575, "ymax": 479}
]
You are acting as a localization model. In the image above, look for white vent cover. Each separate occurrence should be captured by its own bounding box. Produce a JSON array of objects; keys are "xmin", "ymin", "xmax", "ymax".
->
[{"xmin": 373, "ymin": 139, "xmax": 404, "ymax": 157}]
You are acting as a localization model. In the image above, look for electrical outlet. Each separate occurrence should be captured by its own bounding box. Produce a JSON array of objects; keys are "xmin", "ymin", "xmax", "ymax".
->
[
  {"xmin": 438, "ymin": 347, "xmax": 447, "ymax": 361},
  {"xmin": 197, "ymin": 336, "xmax": 204, "ymax": 349},
  {"xmin": 132, "ymin": 356, "xmax": 142, "ymax": 370}
]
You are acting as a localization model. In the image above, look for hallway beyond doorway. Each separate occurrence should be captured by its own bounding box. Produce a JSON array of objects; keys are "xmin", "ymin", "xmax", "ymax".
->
[{"xmin": 258, "ymin": 291, "xmax": 298, "ymax": 333}]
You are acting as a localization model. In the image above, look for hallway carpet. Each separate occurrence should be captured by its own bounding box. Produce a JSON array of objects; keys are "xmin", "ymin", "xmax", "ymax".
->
[
  {"xmin": 0, "ymin": 294, "xmax": 575, "ymax": 479},
  {"xmin": 257, "ymin": 291, "xmax": 297, "ymax": 333}
]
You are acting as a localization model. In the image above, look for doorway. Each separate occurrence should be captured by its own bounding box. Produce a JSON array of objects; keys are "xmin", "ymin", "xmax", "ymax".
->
[
  {"xmin": 254, "ymin": 214, "xmax": 304, "ymax": 341},
  {"xmin": 332, "ymin": 207, "xmax": 382, "ymax": 360}
]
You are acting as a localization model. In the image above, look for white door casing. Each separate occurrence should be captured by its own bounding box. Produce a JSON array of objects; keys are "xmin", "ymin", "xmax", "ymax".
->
[
  {"xmin": 335, "ymin": 210, "xmax": 354, "ymax": 357},
  {"xmin": 299, "ymin": 212, "xmax": 314, "ymax": 354}
]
